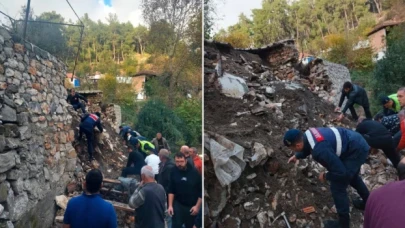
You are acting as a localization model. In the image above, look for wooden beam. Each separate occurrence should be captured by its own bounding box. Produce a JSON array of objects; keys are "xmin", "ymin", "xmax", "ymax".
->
[
  {"xmin": 103, "ymin": 178, "xmax": 121, "ymax": 184},
  {"xmin": 105, "ymin": 200, "xmax": 134, "ymax": 213}
]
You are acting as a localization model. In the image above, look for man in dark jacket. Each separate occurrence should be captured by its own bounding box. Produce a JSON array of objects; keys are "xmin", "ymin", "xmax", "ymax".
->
[
  {"xmin": 129, "ymin": 166, "xmax": 166, "ymax": 228},
  {"xmin": 78, "ymin": 112, "xmax": 103, "ymax": 161},
  {"xmin": 336, "ymin": 82, "xmax": 372, "ymax": 121},
  {"xmin": 67, "ymin": 89, "xmax": 88, "ymax": 113},
  {"xmin": 356, "ymin": 117, "xmax": 401, "ymax": 168},
  {"xmin": 375, "ymin": 113, "xmax": 401, "ymax": 136},
  {"xmin": 168, "ymin": 153, "xmax": 202, "ymax": 228},
  {"xmin": 284, "ymin": 127, "xmax": 370, "ymax": 228},
  {"xmin": 152, "ymin": 133, "xmax": 171, "ymax": 152},
  {"xmin": 121, "ymin": 142, "xmax": 146, "ymax": 178},
  {"xmin": 119, "ymin": 125, "xmax": 131, "ymax": 142},
  {"xmin": 157, "ymin": 149, "xmax": 175, "ymax": 228}
]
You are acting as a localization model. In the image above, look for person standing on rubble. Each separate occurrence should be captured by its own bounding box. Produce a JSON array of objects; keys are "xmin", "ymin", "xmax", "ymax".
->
[
  {"xmin": 152, "ymin": 133, "xmax": 171, "ymax": 152},
  {"xmin": 335, "ymin": 82, "xmax": 372, "ymax": 121},
  {"xmin": 129, "ymin": 166, "xmax": 166, "ymax": 228},
  {"xmin": 121, "ymin": 138, "xmax": 146, "ymax": 178},
  {"xmin": 356, "ymin": 117, "xmax": 401, "ymax": 168},
  {"xmin": 284, "ymin": 127, "xmax": 370, "ymax": 228},
  {"xmin": 363, "ymin": 158, "xmax": 405, "ymax": 228},
  {"xmin": 167, "ymin": 152, "xmax": 202, "ymax": 228},
  {"xmin": 77, "ymin": 112, "xmax": 103, "ymax": 161},
  {"xmin": 157, "ymin": 149, "xmax": 175, "ymax": 228},
  {"xmin": 66, "ymin": 89, "xmax": 89, "ymax": 114},
  {"xmin": 63, "ymin": 169, "xmax": 117, "ymax": 228}
]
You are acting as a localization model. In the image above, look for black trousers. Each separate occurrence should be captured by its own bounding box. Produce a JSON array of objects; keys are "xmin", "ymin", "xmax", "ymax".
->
[
  {"xmin": 370, "ymin": 136, "xmax": 401, "ymax": 168},
  {"xmin": 172, "ymin": 200, "xmax": 195, "ymax": 228},
  {"xmin": 121, "ymin": 167, "xmax": 141, "ymax": 177},
  {"xmin": 349, "ymin": 105, "xmax": 372, "ymax": 120},
  {"xmin": 79, "ymin": 126, "xmax": 94, "ymax": 159}
]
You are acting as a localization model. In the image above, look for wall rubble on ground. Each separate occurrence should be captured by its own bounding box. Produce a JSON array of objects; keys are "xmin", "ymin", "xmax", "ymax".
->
[{"xmin": 0, "ymin": 26, "xmax": 76, "ymax": 228}]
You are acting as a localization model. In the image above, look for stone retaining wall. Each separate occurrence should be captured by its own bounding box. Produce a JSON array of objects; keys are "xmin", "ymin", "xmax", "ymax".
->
[{"xmin": 0, "ymin": 26, "xmax": 75, "ymax": 228}]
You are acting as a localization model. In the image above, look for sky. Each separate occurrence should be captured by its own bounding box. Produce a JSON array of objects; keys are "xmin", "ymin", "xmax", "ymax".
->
[
  {"xmin": 0, "ymin": 0, "xmax": 145, "ymax": 26},
  {"xmin": 212, "ymin": 0, "xmax": 262, "ymax": 34}
]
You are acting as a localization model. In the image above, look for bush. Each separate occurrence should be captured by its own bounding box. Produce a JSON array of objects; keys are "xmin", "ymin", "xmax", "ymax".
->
[
  {"xmin": 175, "ymin": 99, "xmax": 202, "ymax": 146},
  {"xmin": 136, "ymin": 99, "xmax": 189, "ymax": 151}
]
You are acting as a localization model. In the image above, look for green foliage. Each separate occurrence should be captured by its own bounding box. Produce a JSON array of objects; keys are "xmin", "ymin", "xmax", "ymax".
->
[
  {"xmin": 371, "ymin": 26, "xmax": 405, "ymax": 112},
  {"xmin": 175, "ymin": 99, "xmax": 202, "ymax": 146},
  {"xmin": 136, "ymin": 99, "xmax": 189, "ymax": 150}
]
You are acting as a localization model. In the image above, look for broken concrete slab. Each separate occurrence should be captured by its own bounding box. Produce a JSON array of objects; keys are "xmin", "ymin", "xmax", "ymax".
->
[
  {"xmin": 55, "ymin": 195, "xmax": 68, "ymax": 210},
  {"xmin": 218, "ymin": 72, "xmax": 249, "ymax": 98},
  {"xmin": 204, "ymin": 131, "xmax": 246, "ymax": 186}
]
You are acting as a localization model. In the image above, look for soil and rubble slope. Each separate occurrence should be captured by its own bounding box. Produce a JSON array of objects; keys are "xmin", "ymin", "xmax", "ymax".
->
[{"xmin": 204, "ymin": 40, "xmax": 397, "ymax": 228}]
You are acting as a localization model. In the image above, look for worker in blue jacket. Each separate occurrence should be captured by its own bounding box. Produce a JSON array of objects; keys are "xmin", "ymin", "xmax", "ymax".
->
[
  {"xmin": 284, "ymin": 127, "xmax": 370, "ymax": 228},
  {"xmin": 119, "ymin": 125, "xmax": 131, "ymax": 142},
  {"xmin": 78, "ymin": 112, "xmax": 103, "ymax": 161}
]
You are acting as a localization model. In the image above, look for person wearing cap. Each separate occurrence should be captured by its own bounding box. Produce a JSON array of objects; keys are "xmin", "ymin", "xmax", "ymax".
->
[
  {"xmin": 356, "ymin": 117, "xmax": 401, "ymax": 168},
  {"xmin": 78, "ymin": 112, "xmax": 103, "ymax": 161},
  {"xmin": 363, "ymin": 158, "xmax": 405, "ymax": 228},
  {"xmin": 127, "ymin": 136, "xmax": 156, "ymax": 159},
  {"xmin": 284, "ymin": 127, "xmax": 370, "ymax": 228},
  {"xmin": 335, "ymin": 82, "xmax": 372, "ymax": 121},
  {"xmin": 381, "ymin": 94, "xmax": 401, "ymax": 116}
]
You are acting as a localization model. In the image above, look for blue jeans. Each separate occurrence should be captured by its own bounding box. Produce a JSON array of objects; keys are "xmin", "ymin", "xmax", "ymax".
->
[
  {"xmin": 165, "ymin": 215, "xmax": 172, "ymax": 228},
  {"xmin": 72, "ymin": 103, "xmax": 86, "ymax": 113}
]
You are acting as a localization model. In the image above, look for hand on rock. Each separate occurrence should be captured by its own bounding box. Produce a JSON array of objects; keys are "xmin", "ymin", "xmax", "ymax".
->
[
  {"xmin": 334, "ymin": 107, "xmax": 341, "ymax": 112},
  {"xmin": 336, "ymin": 113, "xmax": 344, "ymax": 122},
  {"xmin": 319, "ymin": 172, "xmax": 326, "ymax": 183},
  {"xmin": 288, "ymin": 155, "xmax": 297, "ymax": 164}
]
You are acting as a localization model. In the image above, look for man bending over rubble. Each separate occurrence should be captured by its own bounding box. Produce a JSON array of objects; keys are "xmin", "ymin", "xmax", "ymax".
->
[
  {"xmin": 335, "ymin": 82, "xmax": 372, "ymax": 121},
  {"xmin": 364, "ymin": 158, "xmax": 405, "ymax": 228},
  {"xmin": 284, "ymin": 127, "xmax": 370, "ymax": 228},
  {"xmin": 356, "ymin": 117, "xmax": 401, "ymax": 168},
  {"xmin": 78, "ymin": 112, "xmax": 103, "ymax": 161}
]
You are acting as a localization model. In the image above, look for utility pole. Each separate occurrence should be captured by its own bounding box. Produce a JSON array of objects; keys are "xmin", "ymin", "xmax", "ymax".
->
[{"xmin": 23, "ymin": 0, "xmax": 31, "ymax": 40}]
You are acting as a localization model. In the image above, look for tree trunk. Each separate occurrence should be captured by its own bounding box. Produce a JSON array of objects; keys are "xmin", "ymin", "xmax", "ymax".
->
[
  {"xmin": 352, "ymin": 2, "xmax": 359, "ymax": 24},
  {"xmin": 374, "ymin": 0, "xmax": 381, "ymax": 14},
  {"xmin": 344, "ymin": 7, "xmax": 349, "ymax": 30}
]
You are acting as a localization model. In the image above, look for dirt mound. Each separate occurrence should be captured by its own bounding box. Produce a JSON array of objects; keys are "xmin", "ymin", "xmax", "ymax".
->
[{"xmin": 204, "ymin": 41, "xmax": 397, "ymax": 228}]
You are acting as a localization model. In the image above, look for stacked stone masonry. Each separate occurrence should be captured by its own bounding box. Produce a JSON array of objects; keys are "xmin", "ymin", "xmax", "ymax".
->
[{"xmin": 0, "ymin": 26, "xmax": 75, "ymax": 228}]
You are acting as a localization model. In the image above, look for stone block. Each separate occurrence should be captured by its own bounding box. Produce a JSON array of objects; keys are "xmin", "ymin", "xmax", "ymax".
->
[
  {"xmin": 6, "ymin": 169, "xmax": 20, "ymax": 181},
  {"xmin": 28, "ymin": 67, "xmax": 36, "ymax": 76},
  {"xmin": 9, "ymin": 192, "xmax": 28, "ymax": 221},
  {"xmin": 1, "ymin": 105, "xmax": 17, "ymax": 122},
  {"xmin": 0, "ymin": 182, "xmax": 8, "ymax": 202},
  {"xmin": 18, "ymin": 126, "xmax": 31, "ymax": 140},
  {"xmin": 14, "ymin": 43, "xmax": 24, "ymax": 53},
  {"xmin": 32, "ymin": 83, "xmax": 41, "ymax": 91},
  {"xmin": 0, "ymin": 151, "xmax": 16, "ymax": 173},
  {"xmin": 17, "ymin": 112, "xmax": 29, "ymax": 126},
  {"xmin": 65, "ymin": 158, "xmax": 77, "ymax": 172},
  {"xmin": 5, "ymin": 138, "xmax": 19, "ymax": 150},
  {"xmin": 6, "ymin": 84, "xmax": 18, "ymax": 94},
  {"xmin": 66, "ymin": 148, "xmax": 77, "ymax": 159},
  {"xmin": 3, "ymin": 124, "xmax": 19, "ymax": 138},
  {"xmin": 0, "ymin": 135, "xmax": 5, "ymax": 152},
  {"xmin": 59, "ymin": 132, "xmax": 67, "ymax": 144}
]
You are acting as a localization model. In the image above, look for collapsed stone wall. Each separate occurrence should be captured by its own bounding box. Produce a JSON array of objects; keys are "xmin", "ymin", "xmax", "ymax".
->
[
  {"xmin": 0, "ymin": 27, "xmax": 76, "ymax": 228},
  {"xmin": 234, "ymin": 40, "xmax": 351, "ymax": 107}
]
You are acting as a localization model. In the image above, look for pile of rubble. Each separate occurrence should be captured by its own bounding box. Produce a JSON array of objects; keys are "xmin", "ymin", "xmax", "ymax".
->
[
  {"xmin": 52, "ymin": 104, "xmax": 135, "ymax": 228},
  {"xmin": 204, "ymin": 40, "xmax": 397, "ymax": 228}
]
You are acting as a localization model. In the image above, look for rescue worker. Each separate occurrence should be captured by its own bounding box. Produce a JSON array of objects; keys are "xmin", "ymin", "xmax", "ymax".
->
[
  {"xmin": 284, "ymin": 127, "xmax": 370, "ymax": 228},
  {"xmin": 66, "ymin": 89, "xmax": 89, "ymax": 113},
  {"xmin": 119, "ymin": 125, "xmax": 132, "ymax": 143},
  {"xmin": 356, "ymin": 117, "xmax": 401, "ymax": 168},
  {"xmin": 78, "ymin": 112, "xmax": 103, "ymax": 161},
  {"xmin": 121, "ymin": 140, "xmax": 146, "ymax": 178},
  {"xmin": 335, "ymin": 82, "xmax": 372, "ymax": 121},
  {"xmin": 381, "ymin": 94, "xmax": 401, "ymax": 116},
  {"xmin": 128, "ymin": 137, "xmax": 156, "ymax": 159}
]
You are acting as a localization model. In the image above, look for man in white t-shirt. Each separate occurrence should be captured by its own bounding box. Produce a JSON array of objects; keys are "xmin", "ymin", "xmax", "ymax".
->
[{"xmin": 145, "ymin": 153, "xmax": 161, "ymax": 180}]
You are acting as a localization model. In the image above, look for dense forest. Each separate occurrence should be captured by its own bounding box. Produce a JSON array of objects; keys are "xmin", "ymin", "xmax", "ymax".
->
[
  {"xmin": 205, "ymin": 0, "xmax": 405, "ymax": 113},
  {"xmin": 9, "ymin": 0, "xmax": 202, "ymax": 150}
]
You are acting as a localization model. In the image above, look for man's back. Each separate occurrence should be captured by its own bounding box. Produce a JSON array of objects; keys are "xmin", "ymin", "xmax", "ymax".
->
[
  {"xmin": 364, "ymin": 181, "xmax": 405, "ymax": 228},
  {"xmin": 135, "ymin": 183, "xmax": 166, "ymax": 228},
  {"xmin": 356, "ymin": 119, "xmax": 391, "ymax": 139},
  {"xmin": 64, "ymin": 193, "xmax": 117, "ymax": 228}
]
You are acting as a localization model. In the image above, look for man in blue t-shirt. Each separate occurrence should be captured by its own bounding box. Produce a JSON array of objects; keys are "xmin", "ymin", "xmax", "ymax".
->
[{"xmin": 63, "ymin": 169, "xmax": 117, "ymax": 228}]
